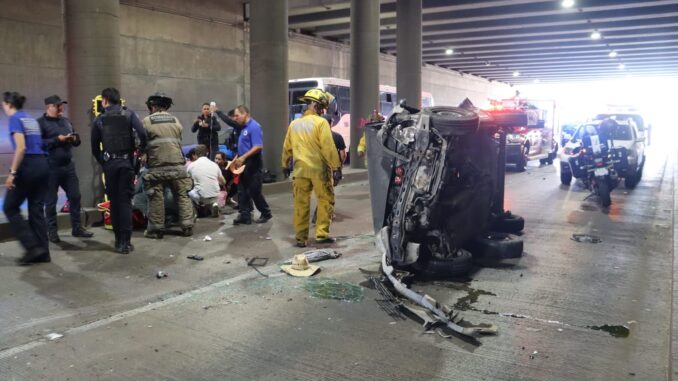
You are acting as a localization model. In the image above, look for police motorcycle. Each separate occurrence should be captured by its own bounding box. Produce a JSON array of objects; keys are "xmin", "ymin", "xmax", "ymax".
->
[{"xmin": 567, "ymin": 126, "xmax": 622, "ymax": 208}]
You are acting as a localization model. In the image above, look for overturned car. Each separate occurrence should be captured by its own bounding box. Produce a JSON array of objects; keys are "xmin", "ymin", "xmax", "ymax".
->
[{"xmin": 367, "ymin": 102, "xmax": 526, "ymax": 278}]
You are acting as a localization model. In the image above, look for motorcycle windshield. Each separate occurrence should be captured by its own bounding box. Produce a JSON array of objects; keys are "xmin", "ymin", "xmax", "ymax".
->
[{"xmin": 365, "ymin": 124, "xmax": 395, "ymax": 234}]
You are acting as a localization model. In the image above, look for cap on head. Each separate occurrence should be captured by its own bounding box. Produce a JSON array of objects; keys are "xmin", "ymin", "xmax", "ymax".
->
[{"xmin": 44, "ymin": 95, "xmax": 67, "ymax": 106}]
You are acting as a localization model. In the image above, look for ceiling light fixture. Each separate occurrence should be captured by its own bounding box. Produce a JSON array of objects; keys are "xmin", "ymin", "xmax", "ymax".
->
[
  {"xmin": 608, "ymin": 50, "xmax": 618, "ymax": 58},
  {"xmin": 562, "ymin": 0, "xmax": 575, "ymax": 8},
  {"xmin": 533, "ymin": 79, "xmax": 541, "ymax": 84},
  {"xmin": 590, "ymin": 31, "xmax": 601, "ymax": 40},
  {"xmin": 485, "ymin": 61, "xmax": 491, "ymax": 66},
  {"xmin": 618, "ymin": 63, "xmax": 625, "ymax": 70},
  {"xmin": 445, "ymin": 48, "xmax": 454, "ymax": 55},
  {"xmin": 513, "ymin": 71, "xmax": 520, "ymax": 77}
]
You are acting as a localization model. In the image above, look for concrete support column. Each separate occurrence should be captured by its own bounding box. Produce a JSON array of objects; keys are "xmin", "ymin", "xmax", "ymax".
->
[
  {"xmin": 396, "ymin": 0, "xmax": 422, "ymax": 108},
  {"xmin": 350, "ymin": 0, "xmax": 380, "ymax": 169},
  {"xmin": 250, "ymin": 0, "xmax": 288, "ymax": 180},
  {"xmin": 64, "ymin": 0, "xmax": 121, "ymax": 207}
]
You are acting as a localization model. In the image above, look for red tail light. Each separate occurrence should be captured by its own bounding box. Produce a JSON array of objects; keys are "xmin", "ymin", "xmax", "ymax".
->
[
  {"xmin": 394, "ymin": 176, "xmax": 402, "ymax": 185},
  {"xmin": 395, "ymin": 166, "xmax": 404, "ymax": 177}
]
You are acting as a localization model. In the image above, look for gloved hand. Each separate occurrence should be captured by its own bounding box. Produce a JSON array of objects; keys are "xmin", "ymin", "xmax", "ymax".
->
[
  {"xmin": 332, "ymin": 170, "xmax": 342, "ymax": 186},
  {"xmin": 283, "ymin": 167, "xmax": 291, "ymax": 179}
]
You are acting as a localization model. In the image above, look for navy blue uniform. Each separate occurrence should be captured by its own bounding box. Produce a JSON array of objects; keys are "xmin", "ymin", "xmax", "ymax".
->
[
  {"xmin": 91, "ymin": 105, "xmax": 147, "ymax": 248},
  {"xmin": 3, "ymin": 111, "xmax": 50, "ymax": 258},
  {"xmin": 38, "ymin": 114, "xmax": 84, "ymax": 234}
]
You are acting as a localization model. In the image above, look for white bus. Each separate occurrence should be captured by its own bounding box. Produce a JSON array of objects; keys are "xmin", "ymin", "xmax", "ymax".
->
[{"xmin": 288, "ymin": 77, "xmax": 434, "ymax": 149}]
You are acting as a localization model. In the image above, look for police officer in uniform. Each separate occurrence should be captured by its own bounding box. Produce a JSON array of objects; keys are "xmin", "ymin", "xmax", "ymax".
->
[
  {"xmin": 141, "ymin": 92, "xmax": 194, "ymax": 238},
  {"xmin": 91, "ymin": 88, "xmax": 147, "ymax": 254}
]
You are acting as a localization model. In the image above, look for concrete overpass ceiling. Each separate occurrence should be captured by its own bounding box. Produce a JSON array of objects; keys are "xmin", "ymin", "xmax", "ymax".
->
[{"xmin": 288, "ymin": 0, "xmax": 678, "ymax": 85}]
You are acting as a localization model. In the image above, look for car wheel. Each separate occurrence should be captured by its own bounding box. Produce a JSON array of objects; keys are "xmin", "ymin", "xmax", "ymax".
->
[
  {"xmin": 491, "ymin": 214, "xmax": 524, "ymax": 234},
  {"xmin": 560, "ymin": 171, "xmax": 572, "ymax": 185},
  {"xmin": 465, "ymin": 232, "xmax": 523, "ymax": 260},
  {"xmin": 426, "ymin": 107, "xmax": 479, "ymax": 136},
  {"xmin": 411, "ymin": 249, "xmax": 473, "ymax": 278},
  {"xmin": 624, "ymin": 170, "xmax": 640, "ymax": 189}
]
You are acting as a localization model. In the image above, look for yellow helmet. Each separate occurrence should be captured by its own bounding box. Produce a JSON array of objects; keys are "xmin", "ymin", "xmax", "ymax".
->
[{"xmin": 299, "ymin": 88, "xmax": 332, "ymax": 108}]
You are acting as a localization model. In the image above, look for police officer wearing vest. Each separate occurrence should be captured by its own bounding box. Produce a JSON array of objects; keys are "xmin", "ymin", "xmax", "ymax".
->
[
  {"xmin": 141, "ymin": 92, "xmax": 194, "ymax": 239},
  {"xmin": 91, "ymin": 88, "xmax": 147, "ymax": 254}
]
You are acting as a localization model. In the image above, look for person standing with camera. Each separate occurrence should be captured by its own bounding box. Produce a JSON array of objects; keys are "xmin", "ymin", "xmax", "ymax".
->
[
  {"xmin": 191, "ymin": 102, "xmax": 221, "ymax": 160},
  {"xmin": 38, "ymin": 95, "xmax": 94, "ymax": 243}
]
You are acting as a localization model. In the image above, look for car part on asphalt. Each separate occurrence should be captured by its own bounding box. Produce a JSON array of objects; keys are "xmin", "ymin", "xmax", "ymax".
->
[
  {"xmin": 464, "ymin": 232, "xmax": 524, "ymax": 260},
  {"xmin": 378, "ymin": 238, "xmax": 497, "ymax": 338},
  {"xmin": 280, "ymin": 249, "xmax": 342, "ymax": 265},
  {"xmin": 571, "ymin": 234, "xmax": 602, "ymax": 243}
]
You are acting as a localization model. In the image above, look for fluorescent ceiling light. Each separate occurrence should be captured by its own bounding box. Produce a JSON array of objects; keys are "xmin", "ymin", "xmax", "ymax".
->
[
  {"xmin": 533, "ymin": 79, "xmax": 541, "ymax": 84},
  {"xmin": 513, "ymin": 71, "xmax": 520, "ymax": 77},
  {"xmin": 608, "ymin": 50, "xmax": 618, "ymax": 58},
  {"xmin": 562, "ymin": 0, "xmax": 575, "ymax": 8},
  {"xmin": 445, "ymin": 48, "xmax": 454, "ymax": 55},
  {"xmin": 590, "ymin": 31, "xmax": 601, "ymax": 40},
  {"xmin": 618, "ymin": 63, "xmax": 626, "ymax": 70}
]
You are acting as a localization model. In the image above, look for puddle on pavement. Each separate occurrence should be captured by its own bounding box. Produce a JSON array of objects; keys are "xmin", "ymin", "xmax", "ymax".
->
[
  {"xmin": 301, "ymin": 278, "xmax": 364, "ymax": 303},
  {"xmin": 587, "ymin": 324, "xmax": 630, "ymax": 338},
  {"xmin": 433, "ymin": 283, "xmax": 496, "ymax": 311}
]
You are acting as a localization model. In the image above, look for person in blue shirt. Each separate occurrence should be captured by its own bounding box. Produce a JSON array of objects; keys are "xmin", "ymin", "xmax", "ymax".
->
[
  {"xmin": 231, "ymin": 105, "xmax": 272, "ymax": 225},
  {"xmin": 2, "ymin": 91, "xmax": 51, "ymax": 265}
]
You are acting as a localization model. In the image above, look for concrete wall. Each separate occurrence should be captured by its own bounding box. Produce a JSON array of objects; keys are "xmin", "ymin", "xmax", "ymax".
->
[
  {"xmin": 288, "ymin": 33, "xmax": 513, "ymax": 107},
  {"xmin": 0, "ymin": 0, "xmax": 510, "ymax": 173}
]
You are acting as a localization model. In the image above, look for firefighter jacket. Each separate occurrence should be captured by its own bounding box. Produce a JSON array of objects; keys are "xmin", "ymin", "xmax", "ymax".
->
[
  {"xmin": 142, "ymin": 111, "xmax": 186, "ymax": 175},
  {"xmin": 282, "ymin": 110, "xmax": 341, "ymax": 180}
]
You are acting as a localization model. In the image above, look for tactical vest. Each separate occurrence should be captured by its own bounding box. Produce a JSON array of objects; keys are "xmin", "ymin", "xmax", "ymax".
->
[
  {"xmin": 143, "ymin": 112, "xmax": 185, "ymax": 168},
  {"xmin": 101, "ymin": 110, "xmax": 134, "ymax": 155}
]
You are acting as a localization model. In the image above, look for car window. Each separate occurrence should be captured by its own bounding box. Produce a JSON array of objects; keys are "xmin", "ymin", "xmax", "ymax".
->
[{"xmin": 610, "ymin": 124, "xmax": 633, "ymax": 140}]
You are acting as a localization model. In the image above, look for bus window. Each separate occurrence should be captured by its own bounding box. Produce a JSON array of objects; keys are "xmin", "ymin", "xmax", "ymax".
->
[
  {"xmin": 336, "ymin": 86, "xmax": 350, "ymax": 114},
  {"xmin": 288, "ymin": 80, "xmax": 318, "ymax": 105}
]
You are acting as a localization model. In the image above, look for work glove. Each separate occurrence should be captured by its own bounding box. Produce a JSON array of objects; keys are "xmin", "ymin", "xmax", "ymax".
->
[
  {"xmin": 283, "ymin": 167, "xmax": 291, "ymax": 179},
  {"xmin": 332, "ymin": 169, "xmax": 342, "ymax": 186}
]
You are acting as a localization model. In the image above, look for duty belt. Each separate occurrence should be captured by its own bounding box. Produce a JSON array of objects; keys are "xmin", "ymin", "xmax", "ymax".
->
[{"xmin": 103, "ymin": 152, "xmax": 130, "ymax": 162}]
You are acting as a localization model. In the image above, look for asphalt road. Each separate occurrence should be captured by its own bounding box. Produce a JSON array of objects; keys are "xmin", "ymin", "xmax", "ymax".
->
[{"xmin": 0, "ymin": 143, "xmax": 674, "ymax": 380}]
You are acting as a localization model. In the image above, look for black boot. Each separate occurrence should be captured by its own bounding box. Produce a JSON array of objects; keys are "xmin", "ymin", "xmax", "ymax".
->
[
  {"xmin": 116, "ymin": 231, "xmax": 130, "ymax": 255},
  {"xmin": 17, "ymin": 246, "xmax": 51, "ymax": 265},
  {"xmin": 114, "ymin": 230, "xmax": 121, "ymax": 252}
]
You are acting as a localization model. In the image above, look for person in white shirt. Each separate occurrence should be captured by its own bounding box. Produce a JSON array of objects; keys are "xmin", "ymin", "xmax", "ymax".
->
[{"xmin": 187, "ymin": 145, "xmax": 224, "ymax": 217}]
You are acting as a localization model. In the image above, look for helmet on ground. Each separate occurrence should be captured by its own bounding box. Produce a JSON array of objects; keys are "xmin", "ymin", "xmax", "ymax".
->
[
  {"xmin": 146, "ymin": 92, "xmax": 173, "ymax": 110},
  {"xmin": 299, "ymin": 88, "xmax": 332, "ymax": 109}
]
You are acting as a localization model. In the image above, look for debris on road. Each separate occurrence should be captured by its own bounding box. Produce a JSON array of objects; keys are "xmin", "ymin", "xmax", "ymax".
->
[
  {"xmin": 187, "ymin": 255, "xmax": 204, "ymax": 261},
  {"xmin": 46, "ymin": 333, "xmax": 63, "ymax": 340},
  {"xmin": 281, "ymin": 255, "xmax": 319, "ymax": 277},
  {"xmin": 301, "ymin": 278, "xmax": 363, "ymax": 302},
  {"xmin": 281, "ymin": 249, "xmax": 342, "ymax": 265},
  {"xmin": 203, "ymin": 235, "xmax": 212, "ymax": 241},
  {"xmin": 156, "ymin": 271, "xmax": 168, "ymax": 279},
  {"xmin": 246, "ymin": 256, "xmax": 270, "ymax": 277},
  {"xmin": 571, "ymin": 234, "xmax": 602, "ymax": 243}
]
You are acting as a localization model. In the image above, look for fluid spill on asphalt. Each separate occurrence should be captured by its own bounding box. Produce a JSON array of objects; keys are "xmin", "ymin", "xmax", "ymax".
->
[
  {"xmin": 301, "ymin": 278, "xmax": 364, "ymax": 303},
  {"xmin": 587, "ymin": 324, "xmax": 630, "ymax": 338},
  {"xmin": 434, "ymin": 281, "xmax": 629, "ymax": 338}
]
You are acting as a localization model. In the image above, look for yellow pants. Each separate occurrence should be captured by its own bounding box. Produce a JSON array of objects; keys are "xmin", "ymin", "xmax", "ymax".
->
[{"xmin": 293, "ymin": 176, "xmax": 334, "ymax": 243}]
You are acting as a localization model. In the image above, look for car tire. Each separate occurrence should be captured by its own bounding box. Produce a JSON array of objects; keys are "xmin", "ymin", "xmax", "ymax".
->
[
  {"xmin": 465, "ymin": 232, "xmax": 523, "ymax": 260},
  {"xmin": 426, "ymin": 107, "xmax": 479, "ymax": 136},
  {"xmin": 412, "ymin": 249, "xmax": 473, "ymax": 278},
  {"xmin": 491, "ymin": 214, "xmax": 525, "ymax": 234},
  {"xmin": 561, "ymin": 171, "xmax": 572, "ymax": 185},
  {"xmin": 624, "ymin": 170, "xmax": 640, "ymax": 189}
]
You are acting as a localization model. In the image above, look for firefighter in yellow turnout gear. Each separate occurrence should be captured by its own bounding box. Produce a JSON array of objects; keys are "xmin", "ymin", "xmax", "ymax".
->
[
  {"xmin": 141, "ymin": 93, "xmax": 194, "ymax": 238},
  {"xmin": 282, "ymin": 89, "xmax": 342, "ymax": 247}
]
